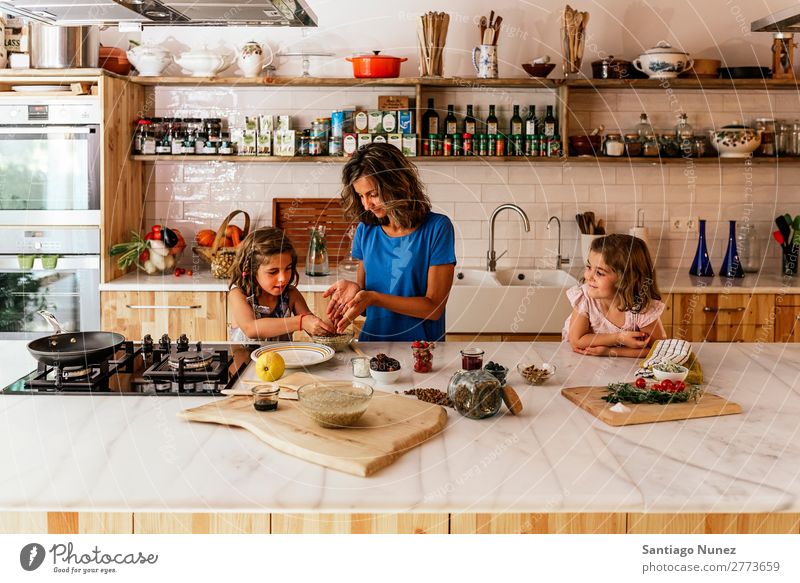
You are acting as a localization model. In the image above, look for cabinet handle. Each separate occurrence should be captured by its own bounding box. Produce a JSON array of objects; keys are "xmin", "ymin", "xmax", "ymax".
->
[
  {"xmin": 702, "ymin": 306, "xmax": 745, "ymax": 313},
  {"xmin": 125, "ymin": 304, "xmax": 202, "ymax": 310}
]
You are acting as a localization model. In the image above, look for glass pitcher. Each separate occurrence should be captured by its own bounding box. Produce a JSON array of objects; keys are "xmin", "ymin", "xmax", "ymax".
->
[{"xmin": 305, "ymin": 225, "xmax": 329, "ymax": 276}]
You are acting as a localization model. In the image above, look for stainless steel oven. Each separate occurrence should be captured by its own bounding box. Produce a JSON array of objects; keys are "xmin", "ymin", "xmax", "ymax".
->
[
  {"xmin": 0, "ymin": 97, "xmax": 101, "ymax": 226},
  {"xmin": 0, "ymin": 227, "xmax": 99, "ymax": 339}
]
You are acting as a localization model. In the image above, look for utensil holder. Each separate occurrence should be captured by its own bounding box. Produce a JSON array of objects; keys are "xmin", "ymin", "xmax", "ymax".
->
[
  {"xmin": 783, "ymin": 243, "xmax": 799, "ymax": 277},
  {"xmin": 472, "ymin": 44, "xmax": 498, "ymax": 79}
]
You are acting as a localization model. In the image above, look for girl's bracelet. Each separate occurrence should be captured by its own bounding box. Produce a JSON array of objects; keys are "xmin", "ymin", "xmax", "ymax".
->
[{"xmin": 298, "ymin": 314, "xmax": 306, "ymax": 332}]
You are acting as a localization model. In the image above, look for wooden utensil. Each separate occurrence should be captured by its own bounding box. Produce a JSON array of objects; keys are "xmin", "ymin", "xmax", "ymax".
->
[
  {"xmin": 595, "ymin": 218, "xmax": 605, "ymax": 235},
  {"xmin": 561, "ymin": 386, "xmax": 742, "ymax": 427},
  {"xmin": 492, "ymin": 16, "xmax": 503, "ymax": 45},
  {"xmin": 180, "ymin": 392, "xmax": 448, "ymax": 477},
  {"xmin": 576, "ymin": 213, "xmax": 586, "ymax": 234},
  {"xmin": 479, "ymin": 16, "xmax": 487, "ymax": 45},
  {"xmin": 584, "ymin": 211, "xmax": 595, "ymax": 234}
]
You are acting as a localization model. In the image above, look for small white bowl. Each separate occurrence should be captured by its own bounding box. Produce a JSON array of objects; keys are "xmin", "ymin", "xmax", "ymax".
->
[
  {"xmin": 369, "ymin": 367, "xmax": 401, "ymax": 384},
  {"xmin": 651, "ymin": 364, "xmax": 689, "ymax": 383}
]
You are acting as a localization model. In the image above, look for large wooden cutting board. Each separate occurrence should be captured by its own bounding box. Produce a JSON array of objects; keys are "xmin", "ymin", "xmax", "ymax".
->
[
  {"xmin": 179, "ymin": 391, "xmax": 447, "ymax": 477},
  {"xmin": 561, "ymin": 386, "xmax": 742, "ymax": 427}
]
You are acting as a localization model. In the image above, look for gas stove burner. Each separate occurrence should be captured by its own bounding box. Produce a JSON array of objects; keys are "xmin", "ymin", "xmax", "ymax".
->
[{"xmin": 168, "ymin": 350, "xmax": 215, "ymax": 371}]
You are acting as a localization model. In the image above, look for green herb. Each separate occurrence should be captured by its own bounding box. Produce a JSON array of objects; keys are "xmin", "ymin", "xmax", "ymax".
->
[
  {"xmin": 602, "ymin": 382, "xmax": 702, "ymax": 405},
  {"xmin": 109, "ymin": 231, "xmax": 148, "ymax": 270}
]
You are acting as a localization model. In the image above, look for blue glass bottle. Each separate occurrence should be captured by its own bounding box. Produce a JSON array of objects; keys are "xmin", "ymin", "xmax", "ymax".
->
[
  {"xmin": 720, "ymin": 220, "xmax": 745, "ymax": 278},
  {"xmin": 689, "ymin": 219, "xmax": 714, "ymax": 277}
]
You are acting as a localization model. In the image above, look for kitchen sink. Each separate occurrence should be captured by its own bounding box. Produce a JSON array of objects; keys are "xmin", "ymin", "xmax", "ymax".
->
[{"xmin": 446, "ymin": 269, "xmax": 578, "ymax": 334}]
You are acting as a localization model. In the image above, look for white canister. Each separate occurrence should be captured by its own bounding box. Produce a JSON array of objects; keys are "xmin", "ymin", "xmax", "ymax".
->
[
  {"xmin": 580, "ymin": 234, "xmax": 603, "ymax": 263},
  {"xmin": 629, "ymin": 227, "xmax": 650, "ymax": 250},
  {"xmin": 472, "ymin": 44, "xmax": 498, "ymax": 79}
]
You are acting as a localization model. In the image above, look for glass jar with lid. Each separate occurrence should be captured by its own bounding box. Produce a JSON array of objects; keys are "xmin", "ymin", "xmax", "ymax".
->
[
  {"xmin": 692, "ymin": 135, "xmax": 709, "ymax": 158},
  {"xmin": 788, "ymin": 121, "xmax": 800, "ymax": 156},
  {"xmin": 736, "ymin": 223, "xmax": 761, "ymax": 273},
  {"xmin": 659, "ymin": 131, "xmax": 681, "ymax": 157},
  {"xmin": 754, "ymin": 118, "xmax": 777, "ymax": 156},
  {"xmin": 624, "ymin": 133, "xmax": 642, "ymax": 157},
  {"xmin": 169, "ymin": 119, "xmax": 185, "ymax": 155},
  {"xmin": 183, "ymin": 118, "xmax": 203, "ymax": 153},
  {"xmin": 205, "ymin": 118, "xmax": 222, "ymax": 144},
  {"xmin": 447, "ymin": 368, "xmax": 503, "ymax": 420},
  {"xmin": 635, "ymin": 112, "xmax": 656, "ymax": 141},
  {"xmin": 603, "ymin": 133, "xmax": 625, "ymax": 156},
  {"xmin": 642, "ymin": 134, "xmax": 660, "ymax": 157},
  {"xmin": 218, "ymin": 132, "xmax": 233, "ymax": 155},
  {"xmin": 133, "ymin": 119, "xmax": 152, "ymax": 155},
  {"xmin": 298, "ymin": 131, "xmax": 310, "ymax": 156}
]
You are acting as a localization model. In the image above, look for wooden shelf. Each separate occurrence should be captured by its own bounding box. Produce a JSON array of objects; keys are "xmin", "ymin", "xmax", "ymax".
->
[{"xmin": 565, "ymin": 77, "xmax": 800, "ymax": 90}]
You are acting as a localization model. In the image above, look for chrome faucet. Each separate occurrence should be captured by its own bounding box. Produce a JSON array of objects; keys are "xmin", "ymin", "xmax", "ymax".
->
[
  {"xmin": 547, "ymin": 216, "xmax": 569, "ymax": 270},
  {"xmin": 487, "ymin": 204, "xmax": 531, "ymax": 271}
]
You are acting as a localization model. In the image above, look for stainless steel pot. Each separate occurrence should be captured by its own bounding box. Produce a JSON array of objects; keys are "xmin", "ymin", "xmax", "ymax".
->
[{"xmin": 30, "ymin": 24, "xmax": 99, "ymax": 68}]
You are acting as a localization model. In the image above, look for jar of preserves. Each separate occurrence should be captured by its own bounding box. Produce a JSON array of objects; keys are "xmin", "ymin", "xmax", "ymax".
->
[
  {"xmin": 624, "ymin": 133, "xmax": 642, "ymax": 157},
  {"xmin": 298, "ymin": 132, "xmax": 310, "ymax": 156},
  {"xmin": 329, "ymin": 136, "xmax": 342, "ymax": 156},
  {"xmin": 311, "ymin": 117, "xmax": 330, "ymax": 139},
  {"xmin": 443, "ymin": 134, "xmax": 453, "ymax": 156},
  {"xmin": 604, "ymin": 133, "xmax": 624, "ymax": 156},
  {"xmin": 205, "ymin": 118, "xmax": 222, "ymax": 144},
  {"xmin": 218, "ymin": 133, "xmax": 233, "ymax": 155},
  {"xmin": 547, "ymin": 135, "xmax": 561, "ymax": 157},
  {"xmin": 495, "ymin": 135, "xmax": 505, "ymax": 156},
  {"xmin": 642, "ymin": 135, "xmax": 660, "ymax": 157},
  {"xmin": 447, "ymin": 368, "xmax": 503, "ymax": 420},
  {"xmin": 308, "ymin": 136, "xmax": 322, "ymax": 156},
  {"xmin": 411, "ymin": 341, "xmax": 435, "ymax": 373},
  {"xmin": 659, "ymin": 132, "xmax": 681, "ymax": 157}
]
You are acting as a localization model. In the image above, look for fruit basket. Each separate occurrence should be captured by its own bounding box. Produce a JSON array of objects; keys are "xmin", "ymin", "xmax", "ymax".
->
[{"xmin": 193, "ymin": 210, "xmax": 251, "ymax": 279}]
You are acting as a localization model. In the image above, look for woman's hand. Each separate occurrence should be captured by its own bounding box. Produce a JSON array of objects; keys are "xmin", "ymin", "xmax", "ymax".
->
[
  {"xmin": 301, "ymin": 315, "xmax": 334, "ymax": 336},
  {"xmin": 323, "ymin": 279, "xmax": 361, "ymax": 324},
  {"xmin": 616, "ymin": 331, "xmax": 650, "ymax": 349},
  {"xmin": 335, "ymin": 290, "xmax": 373, "ymax": 333}
]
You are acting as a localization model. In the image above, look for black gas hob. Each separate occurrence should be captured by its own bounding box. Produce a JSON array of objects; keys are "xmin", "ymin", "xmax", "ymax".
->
[{"xmin": 2, "ymin": 334, "xmax": 251, "ymax": 396}]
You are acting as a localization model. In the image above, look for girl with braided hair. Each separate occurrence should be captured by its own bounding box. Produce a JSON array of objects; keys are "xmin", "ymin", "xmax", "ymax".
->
[{"xmin": 228, "ymin": 227, "xmax": 333, "ymax": 342}]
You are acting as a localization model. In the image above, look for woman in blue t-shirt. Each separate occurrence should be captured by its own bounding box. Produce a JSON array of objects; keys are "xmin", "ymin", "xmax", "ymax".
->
[{"xmin": 324, "ymin": 143, "xmax": 456, "ymax": 342}]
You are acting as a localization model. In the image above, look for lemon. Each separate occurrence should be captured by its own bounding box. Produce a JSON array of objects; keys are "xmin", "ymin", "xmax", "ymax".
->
[{"xmin": 255, "ymin": 352, "xmax": 285, "ymax": 382}]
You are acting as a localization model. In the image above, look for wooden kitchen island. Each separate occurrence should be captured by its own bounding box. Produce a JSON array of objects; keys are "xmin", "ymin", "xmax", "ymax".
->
[{"xmin": 1, "ymin": 341, "xmax": 799, "ymax": 535}]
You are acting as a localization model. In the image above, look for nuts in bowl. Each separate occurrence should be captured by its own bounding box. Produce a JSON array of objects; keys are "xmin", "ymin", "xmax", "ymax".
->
[
  {"xmin": 309, "ymin": 329, "xmax": 354, "ymax": 352},
  {"xmin": 651, "ymin": 362, "xmax": 689, "ymax": 383},
  {"xmin": 517, "ymin": 362, "xmax": 557, "ymax": 385},
  {"xmin": 369, "ymin": 353, "xmax": 401, "ymax": 384}
]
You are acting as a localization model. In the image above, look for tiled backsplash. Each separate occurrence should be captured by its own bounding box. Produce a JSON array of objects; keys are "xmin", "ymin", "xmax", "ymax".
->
[{"xmin": 145, "ymin": 87, "xmax": 793, "ymax": 272}]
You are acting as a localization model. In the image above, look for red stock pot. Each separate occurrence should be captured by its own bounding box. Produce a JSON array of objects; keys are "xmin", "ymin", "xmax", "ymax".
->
[{"xmin": 346, "ymin": 51, "xmax": 407, "ymax": 78}]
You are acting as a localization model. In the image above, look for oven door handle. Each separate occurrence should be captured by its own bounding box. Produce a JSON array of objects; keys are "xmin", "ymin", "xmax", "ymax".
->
[
  {"xmin": 0, "ymin": 126, "xmax": 96, "ymax": 135},
  {"xmin": 125, "ymin": 305, "xmax": 202, "ymax": 310},
  {"xmin": 0, "ymin": 256, "xmax": 99, "ymax": 270}
]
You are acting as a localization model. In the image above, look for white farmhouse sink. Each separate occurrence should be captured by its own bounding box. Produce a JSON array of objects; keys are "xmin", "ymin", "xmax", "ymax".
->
[{"xmin": 446, "ymin": 269, "xmax": 578, "ymax": 334}]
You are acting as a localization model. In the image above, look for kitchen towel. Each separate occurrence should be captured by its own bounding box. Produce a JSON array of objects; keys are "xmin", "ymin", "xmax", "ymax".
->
[{"xmin": 637, "ymin": 338, "xmax": 703, "ymax": 384}]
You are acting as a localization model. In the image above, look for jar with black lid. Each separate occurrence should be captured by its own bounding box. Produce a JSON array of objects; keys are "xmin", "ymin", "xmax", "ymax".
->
[
  {"xmin": 624, "ymin": 133, "xmax": 642, "ymax": 157},
  {"xmin": 205, "ymin": 118, "xmax": 222, "ymax": 144}
]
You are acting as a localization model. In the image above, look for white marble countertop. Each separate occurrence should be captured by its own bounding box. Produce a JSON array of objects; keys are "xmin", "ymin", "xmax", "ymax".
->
[
  {"xmin": 1, "ymin": 340, "xmax": 799, "ymax": 514},
  {"xmin": 99, "ymin": 265, "xmax": 800, "ymax": 295},
  {"xmin": 98, "ymin": 269, "xmax": 353, "ymax": 293}
]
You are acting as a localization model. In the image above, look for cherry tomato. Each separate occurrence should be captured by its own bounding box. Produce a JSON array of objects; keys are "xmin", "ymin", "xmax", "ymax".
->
[
  {"xmin": 186, "ymin": 270, "xmax": 193, "ymax": 276},
  {"xmin": 675, "ymin": 381, "xmax": 686, "ymax": 392},
  {"xmin": 635, "ymin": 377, "xmax": 647, "ymax": 389}
]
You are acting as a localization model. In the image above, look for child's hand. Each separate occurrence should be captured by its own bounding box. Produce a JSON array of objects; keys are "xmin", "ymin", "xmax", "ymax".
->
[
  {"xmin": 616, "ymin": 331, "xmax": 650, "ymax": 348},
  {"xmin": 573, "ymin": 345, "xmax": 612, "ymax": 356},
  {"xmin": 302, "ymin": 315, "xmax": 335, "ymax": 336}
]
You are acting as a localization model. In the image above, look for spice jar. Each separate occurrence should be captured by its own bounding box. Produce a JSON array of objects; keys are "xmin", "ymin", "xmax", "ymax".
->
[
  {"xmin": 624, "ymin": 133, "xmax": 642, "ymax": 157},
  {"xmin": 411, "ymin": 340, "xmax": 435, "ymax": 373},
  {"xmin": 659, "ymin": 132, "xmax": 681, "ymax": 157},
  {"xmin": 604, "ymin": 133, "xmax": 624, "ymax": 156},
  {"xmin": 447, "ymin": 368, "xmax": 503, "ymax": 420},
  {"xmin": 460, "ymin": 347, "xmax": 484, "ymax": 371},
  {"xmin": 754, "ymin": 118, "xmax": 777, "ymax": 156},
  {"xmin": 350, "ymin": 356, "xmax": 370, "ymax": 378},
  {"xmin": 692, "ymin": 135, "xmax": 708, "ymax": 158},
  {"xmin": 642, "ymin": 135, "xmax": 660, "ymax": 157},
  {"xmin": 462, "ymin": 132, "xmax": 473, "ymax": 156},
  {"xmin": 478, "ymin": 134, "xmax": 488, "ymax": 156}
]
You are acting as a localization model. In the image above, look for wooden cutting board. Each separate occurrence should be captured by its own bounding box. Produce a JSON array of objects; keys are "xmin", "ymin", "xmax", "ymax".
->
[
  {"xmin": 179, "ymin": 391, "xmax": 447, "ymax": 477},
  {"xmin": 561, "ymin": 386, "xmax": 742, "ymax": 427}
]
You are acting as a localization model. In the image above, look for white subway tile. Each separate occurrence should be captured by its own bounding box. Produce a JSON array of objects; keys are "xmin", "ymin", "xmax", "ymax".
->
[
  {"xmin": 428, "ymin": 183, "xmax": 481, "ymax": 202},
  {"xmin": 417, "ymin": 166, "xmax": 456, "ymax": 184},
  {"xmin": 451, "ymin": 164, "xmax": 509, "ymax": 184},
  {"xmin": 264, "ymin": 182, "xmax": 319, "ymax": 197},
  {"xmin": 453, "ymin": 202, "xmax": 497, "ymax": 221},
  {"xmin": 588, "ymin": 184, "xmax": 643, "ymax": 203},
  {"xmin": 617, "ymin": 165, "xmax": 670, "ymax": 185},
  {"xmin": 145, "ymin": 201, "xmax": 183, "ymax": 221},
  {"xmin": 453, "ymin": 220, "xmax": 483, "ymax": 240},
  {"xmin": 481, "ymin": 183, "xmax": 536, "ymax": 202},
  {"xmin": 563, "ymin": 165, "xmax": 616, "ymax": 185},
  {"xmin": 643, "ymin": 184, "xmax": 695, "ymax": 203},
  {"xmin": 540, "ymin": 184, "xmax": 589, "ymax": 202},
  {"xmin": 508, "ymin": 165, "xmax": 563, "ymax": 184},
  {"xmin": 668, "ymin": 164, "xmax": 722, "ymax": 185}
]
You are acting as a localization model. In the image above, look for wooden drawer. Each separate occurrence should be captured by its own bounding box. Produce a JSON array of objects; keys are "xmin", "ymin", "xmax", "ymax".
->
[
  {"xmin": 775, "ymin": 304, "xmax": 800, "ymax": 342},
  {"xmin": 101, "ymin": 291, "xmax": 228, "ymax": 341},
  {"xmin": 672, "ymin": 293, "xmax": 773, "ymax": 341}
]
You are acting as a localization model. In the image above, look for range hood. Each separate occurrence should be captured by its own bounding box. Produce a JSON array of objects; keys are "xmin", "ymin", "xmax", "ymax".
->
[
  {"xmin": 751, "ymin": 5, "xmax": 800, "ymax": 33},
  {"xmin": 0, "ymin": 0, "xmax": 318, "ymax": 26}
]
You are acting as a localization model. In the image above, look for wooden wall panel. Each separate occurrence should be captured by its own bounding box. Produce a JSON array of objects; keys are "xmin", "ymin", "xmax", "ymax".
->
[
  {"xmin": 100, "ymin": 75, "xmax": 145, "ymax": 283},
  {"xmin": 77, "ymin": 513, "xmax": 133, "ymax": 534},
  {"xmin": 271, "ymin": 513, "xmax": 448, "ymax": 534},
  {"xmin": 627, "ymin": 513, "xmax": 706, "ymax": 534},
  {"xmin": 450, "ymin": 513, "xmax": 626, "ymax": 534},
  {"xmin": 0, "ymin": 512, "xmax": 48, "ymax": 534}
]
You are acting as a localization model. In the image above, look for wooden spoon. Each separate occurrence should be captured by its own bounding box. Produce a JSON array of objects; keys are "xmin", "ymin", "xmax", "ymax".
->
[{"xmin": 479, "ymin": 15, "xmax": 487, "ymax": 45}]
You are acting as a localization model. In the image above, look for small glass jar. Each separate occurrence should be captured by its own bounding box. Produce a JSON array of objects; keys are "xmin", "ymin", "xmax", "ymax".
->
[
  {"xmin": 329, "ymin": 136, "xmax": 342, "ymax": 156},
  {"xmin": 205, "ymin": 118, "xmax": 222, "ymax": 144},
  {"xmin": 133, "ymin": 119, "xmax": 151, "ymax": 154},
  {"xmin": 309, "ymin": 136, "xmax": 322, "ymax": 156},
  {"xmin": 624, "ymin": 133, "xmax": 642, "ymax": 157},
  {"xmin": 411, "ymin": 341, "xmax": 435, "ymax": 373},
  {"xmin": 298, "ymin": 132, "xmax": 310, "ymax": 156},
  {"xmin": 659, "ymin": 132, "xmax": 681, "ymax": 157},
  {"xmin": 462, "ymin": 132, "xmax": 473, "ymax": 156},
  {"xmin": 252, "ymin": 384, "xmax": 280, "ymax": 411},
  {"xmin": 736, "ymin": 223, "xmax": 761, "ymax": 273},
  {"xmin": 443, "ymin": 134, "xmax": 453, "ymax": 156},
  {"xmin": 692, "ymin": 135, "xmax": 708, "ymax": 158},
  {"xmin": 447, "ymin": 369, "xmax": 503, "ymax": 420},
  {"xmin": 218, "ymin": 133, "xmax": 233, "ymax": 155},
  {"xmin": 755, "ymin": 118, "xmax": 777, "ymax": 156},
  {"xmin": 526, "ymin": 134, "xmax": 538, "ymax": 156},
  {"xmin": 488, "ymin": 134, "xmax": 497, "ymax": 156},
  {"xmin": 789, "ymin": 121, "xmax": 800, "ymax": 156},
  {"xmin": 452, "ymin": 133, "xmax": 462, "ymax": 156},
  {"xmin": 429, "ymin": 134, "xmax": 441, "ymax": 156},
  {"xmin": 460, "ymin": 347, "xmax": 484, "ymax": 371},
  {"xmin": 194, "ymin": 131, "xmax": 207, "ymax": 154},
  {"xmin": 170, "ymin": 119, "xmax": 185, "ymax": 155},
  {"xmin": 547, "ymin": 135, "xmax": 561, "ymax": 157},
  {"xmin": 351, "ymin": 356, "xmax": 370, "ymax": 378},
  {"xmin": 604, "ymin": 133, "xmax": 624, "ymax": 156},
  {"xmin": 478, "ymin": 134, "xmax": 488, "ymax": 157}
]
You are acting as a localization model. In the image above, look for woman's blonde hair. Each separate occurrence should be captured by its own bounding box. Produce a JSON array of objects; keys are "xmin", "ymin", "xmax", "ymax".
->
[
  {"xmin": 340, "ymin": 142, "xmax": 431, "ymax": 229},
  {"xmin": 228, "ymin": 227, "xmax": 298, "ymax": 297},
  {"xmin": 589, "ymin": 234, "xmax": 661, "ymax": 313}
]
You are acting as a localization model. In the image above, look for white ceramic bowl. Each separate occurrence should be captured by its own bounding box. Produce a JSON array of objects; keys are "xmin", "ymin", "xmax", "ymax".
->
[
  {"xmin": 651, "ymin": 364, "xmax": 689, "ymax": 383},
  {"xmin": 369, "ymin": 367, "xmax": 402, "ymax": 384},
  {"xmin": 633, "ymin": 41, "xmax": 693, "ymax": 79},
  {"xmin": 709, "ymin": 125, "xmax": 762, "ymax": 158}
]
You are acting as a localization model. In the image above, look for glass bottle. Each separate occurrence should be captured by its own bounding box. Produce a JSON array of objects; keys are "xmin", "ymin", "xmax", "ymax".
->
[
  {"xmin": 422, "ymin": 98, "xmax": 439, "ymax": 136},
  {"xmin": 675, "ymin": 113, "xmax": 694, "ymax": 156},
  {"xmin": 543, "ymin": 105, "xmax": 557, "ymax": 137},
  {"xmin": 635, "ymin": 113, "xmax": 655, "ymax": 141},
  {"xmin": 510, "ymin": 104, "xmax": 523, "ymax": 136},
  {"xmin": 445, "ymin": 104, "xmax": 457, "ymax": 135},
  {"xmin": 305, "ymin": 225, "xmax": 329, "ymax": 276},
  {"xmin": 447, "ymin": 368, "xmax": 502, "ymax": 420},
  {"xmin": 486, "ymin": 105, "xmax": 498, "ymax": 135},
  {"xmin": 525, "ymin": 105, "xmax": 537, "ymax": 138},
  {"xmin": 736, "ymin": 223, "xmax": 760, "ymax": 273},
  {"xmin": 720, "ymin": 220, "xmax": 745, "ymax": 278},
  {"xmin": 464, "ymin": 104, "xmax": 477, "ymax": 135},
  {"xmin": 689, "ymin": 219, "xmax": 714, "ymax": 277}
]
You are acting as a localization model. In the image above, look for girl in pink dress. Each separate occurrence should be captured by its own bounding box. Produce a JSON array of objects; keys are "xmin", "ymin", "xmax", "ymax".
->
[{"xmin": 563, "ymin": 234, "xmax": 666, "ymax": 357}]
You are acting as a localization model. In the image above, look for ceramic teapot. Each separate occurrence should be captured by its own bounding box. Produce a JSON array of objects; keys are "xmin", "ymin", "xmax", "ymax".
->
[
  {"xmin": 174, "ymin": 46, "xmax": 234, "ymax": 77},
  {"xmin": 126, "ymin": 44, "xmax": 171, "ymax": 77},
  {"xmin": 236, "ymin": 41, "xmax": 274, "ymax": 77}
]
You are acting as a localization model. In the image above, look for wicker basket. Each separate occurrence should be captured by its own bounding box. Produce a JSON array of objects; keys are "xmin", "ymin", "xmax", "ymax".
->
[{"xmin": 193, "ymin": 210, "xmax": 251, "ymax": 279}]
